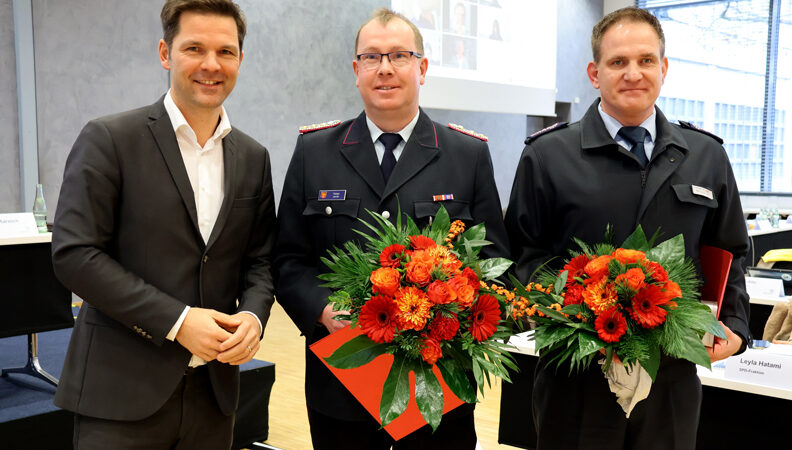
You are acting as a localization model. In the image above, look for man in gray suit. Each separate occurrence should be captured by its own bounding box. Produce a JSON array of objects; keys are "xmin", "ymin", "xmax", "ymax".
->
[{"xmin": 51, "ymin": 1, "xmax": 275, "ymax": 448}]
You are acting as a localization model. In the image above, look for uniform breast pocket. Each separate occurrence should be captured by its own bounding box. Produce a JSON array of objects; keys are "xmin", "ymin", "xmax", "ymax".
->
[
  {"xmin": 413, "ymin": 200, "xmax": 473, "ymax": 223},
  {"xmin": 303, "ymin": 198, "xmax": 361, "ymax": 245},
  {"xmin": 670, "ymin": 184, "xmax": 718, "ymax": 227}
]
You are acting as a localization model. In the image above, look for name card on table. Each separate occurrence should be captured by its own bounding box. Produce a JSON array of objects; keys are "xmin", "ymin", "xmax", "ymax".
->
[
  {"xmin": 725, "ymin": 349, "xmax": 792, "ymax": 390},
  {"xmin": 746, "ymin": 276, "xmax": 786, "ymax": 298},
  {"xmin": 0, "ymin": 213, "xmax": 39, "ymax": 237}
]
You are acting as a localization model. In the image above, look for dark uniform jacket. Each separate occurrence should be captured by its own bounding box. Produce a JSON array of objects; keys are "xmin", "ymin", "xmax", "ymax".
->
[
  {"xmin": 275, "ymin": 109, "xmax": 509, "ymax": 420},
  {"xmin": 505, "ymin": 99, "xmax": 750, "ymax": 347},
  {"xmin": 52, "ymin": 97, "xmax": 276, "ymax": 420}
]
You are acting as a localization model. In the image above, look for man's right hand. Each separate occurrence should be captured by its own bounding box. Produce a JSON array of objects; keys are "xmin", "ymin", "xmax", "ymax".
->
[
  {"xmin": 319, "ymin": 304, "xmax": 351, "ymax": 334},
  {"xmin": 175, "ymin": 307, "xmax": 237, "ymax": 361}
]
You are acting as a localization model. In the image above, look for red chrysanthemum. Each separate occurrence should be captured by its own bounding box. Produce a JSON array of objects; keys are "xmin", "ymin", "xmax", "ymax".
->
[
  {"xmin": 420, "ymin": 337, "xmax": 443, "ymax": 365},
  {"xmin": 584, "ymin": 255, "xmax": 613, "ymax": 280},
  {"xmin": 379, "ymin": 244, "xmax": 406, "ymax": 268},
  {"xmin": 428, "ymin": 313, "xmax": 460, "ymax": 341},
  {"xmin": 410, "ymin": 235, "xmax": 437, "ymax": 250},
  {"xmin": 561, "ymin": 254, "xmax": 591, "ymax": 286},
  {"xmin": 595, "ymin": 307, "xmax": 627, "ymax": 343},
  {"xmin": 630, "ymin": 285, "xmax": 670, "ymax": 328},
  {"xmin": 615, "ymin": 267, "xmax": 646, "ymax": 292},
  {"xmin": 358, "ymin": 295, "xmax": 398, "ymax": 343},
  {"xmin": 563, "ymin": 283, "xmax": 585, "ymax": 305},
  {"xmin": 468, "ymin": 294, "xmax": 501, "ymax": 341},
  {"xmin": 642, "ymin": 260, "xmax": 668, "ymax": 283}
]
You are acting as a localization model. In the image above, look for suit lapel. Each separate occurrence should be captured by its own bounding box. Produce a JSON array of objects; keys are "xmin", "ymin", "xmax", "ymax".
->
[
  {"xmin": 340, "ymin": 112, "xmax": 386, "ymax": 197},
  {"xmin": 382, "ymin": 110, "xmax": 439, "ymax": 200},
  {"xmin": 205, "ymin": 133, "xmax": 237, "ymax": 250},
  {"xmin": 147, "ymin": 98, "xmax": 202, "ymax": 243}
]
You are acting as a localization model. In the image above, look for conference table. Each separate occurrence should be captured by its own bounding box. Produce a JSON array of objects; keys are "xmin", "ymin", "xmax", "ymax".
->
[{"xmin": 0, "ymin": 233, "xmax": 73, "ymax": 386}]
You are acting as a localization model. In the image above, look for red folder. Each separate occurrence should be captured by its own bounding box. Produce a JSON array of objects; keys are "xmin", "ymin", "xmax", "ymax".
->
[
  {"xmin": 309, "ymin": 326, "xmax": 465, "ymax": 441},
  {"xmin": 699, "ymin": 245, "xmax": 733, "ymax": 317}
]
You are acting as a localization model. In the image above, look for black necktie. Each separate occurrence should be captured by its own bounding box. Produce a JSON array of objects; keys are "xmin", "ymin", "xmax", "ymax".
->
[
  {"xmin": 618, "ymin": 126, "xmax": 649, "ymax": 168},
  {"xmin": 379, "ymin": 133, "xmax": 401, "ymax": 183}
]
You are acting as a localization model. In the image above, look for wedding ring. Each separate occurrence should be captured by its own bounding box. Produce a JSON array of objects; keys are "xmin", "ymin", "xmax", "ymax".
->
[{"xmin": 247, "ymin": 345, "xmax": 252, "ymax": 354}]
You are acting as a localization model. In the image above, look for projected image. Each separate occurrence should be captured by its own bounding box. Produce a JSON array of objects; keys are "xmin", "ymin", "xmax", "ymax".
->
[{"xmin": 391, "ymin": 0, "xmax": 558, "ymax": 115}]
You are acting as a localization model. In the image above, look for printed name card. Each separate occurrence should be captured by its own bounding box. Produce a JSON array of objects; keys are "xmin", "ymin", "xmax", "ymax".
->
[
  {"xmin": 746, "ymin": 276, "xmax": 785, "ymax": 298},
  {"xmin": 725, "ymin": 349, "xmax": 792, "ymax": 390},
  {"xmin": 0, "ymin": 213, "xmax": 39, "ymax": 237}
]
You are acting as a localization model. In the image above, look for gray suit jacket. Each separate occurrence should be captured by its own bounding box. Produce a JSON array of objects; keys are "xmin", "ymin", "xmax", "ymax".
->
[{"xmin": 52, "ymin": 96, "xmax": 276, "ymax": 420}]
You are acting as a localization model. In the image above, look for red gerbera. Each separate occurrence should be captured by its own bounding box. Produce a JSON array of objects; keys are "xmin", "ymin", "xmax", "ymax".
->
[
  {"xmin": 468, "ymin": 294, "xmax": 501, "ymax": 341},
  {"xmin": 630, "ymin": 285, "xmax": 670, "ymax": 328},
  {"xmin": 420, "ymin": 337, "xmax": 443, "ymax": 365},
  {"xmin": 410, "ymin": 235, "xmax": 437, "ymax": 250},
  {"xmin": 595, "ymin": 307, "xmax": 627, "ymax": 343},
  {"xmin": 379, "ymin": 244, "xmax": 406, "ymax": 268},
  {"xmin": 358, "ymin": 295, "xmax": 398, "ymax": 343},
  {"xmin": 561, "ymin": 254, "xmax": 591, "ymax": 286},
  {"xmin": 428, "ymin": 313, "xmax": 460, "ymax": 341}
]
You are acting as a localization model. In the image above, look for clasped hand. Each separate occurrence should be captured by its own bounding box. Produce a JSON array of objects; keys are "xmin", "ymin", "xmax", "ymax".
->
[{"xmin": 175, "ymin": 307, "xmax": 261, "ymax": 365}]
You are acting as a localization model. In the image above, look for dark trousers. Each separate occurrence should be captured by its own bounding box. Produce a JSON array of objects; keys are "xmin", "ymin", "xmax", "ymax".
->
[
  {"xmin": 532, "ymin": 357, "xmax": 701, "ymax": 450},
  {"xmin": 73, "ymin": 366, "xmax": 234, "ymax": 450},
  {"xmin": 307, "ymin": 404, "xmax": 477, "ymax": 450}
]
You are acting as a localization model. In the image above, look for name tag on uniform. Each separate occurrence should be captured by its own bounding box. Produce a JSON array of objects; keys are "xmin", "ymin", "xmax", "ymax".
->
[
  {"xmin": 318, "ymin": 190, "xmax": 346, "ymax": 201},
  {"xmin": 691, "ymin": 185, "xmax": 713, "ymax": 200}
]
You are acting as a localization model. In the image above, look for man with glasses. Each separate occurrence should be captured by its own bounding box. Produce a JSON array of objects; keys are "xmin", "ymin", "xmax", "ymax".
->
[{"xmin": 275, "ymin": 7, "xmax": 508, "ymax": 449}]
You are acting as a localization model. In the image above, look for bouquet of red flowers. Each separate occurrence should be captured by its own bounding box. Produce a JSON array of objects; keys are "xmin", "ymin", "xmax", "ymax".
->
[
  {"xmin": 509, "ymin": 226, "xmax": 724, "ymax": 413},
  {"xmin": 318, "ymin": 206, "xmax": 515, "ymax": 432}
]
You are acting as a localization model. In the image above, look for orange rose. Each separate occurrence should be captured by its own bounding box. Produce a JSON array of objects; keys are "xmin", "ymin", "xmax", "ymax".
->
[
  {"xmin": 615, "ymin": 267, "xmax": 646, "ymax": 291},
  {"xmin": 420, "ymin": 337, "xmax": 443, "ymax": 365},
  {"xmin": 405, "ymin": 260, "xmax": 433, "ymax": 286},
  {"xmin": 584, "ymin": 255, "xmax": 613, "ymax": 280},
  {"xmin": 612, "ymin": 249, "xmax": 646, "ymax": 265},
  {"xmin": 370, "ymin": 267, "xmax": 401, "ymax": 296},
  {"xmin": 662, "ymin": 280, "xmax": 682, "ymax": 301},
  {"xmin": 448, "ymin": 276, "xmax": 475, "ymax": 307},
  {"xmin": 427, "ymin": 280, "xmax": 455, "ymax": 304}
]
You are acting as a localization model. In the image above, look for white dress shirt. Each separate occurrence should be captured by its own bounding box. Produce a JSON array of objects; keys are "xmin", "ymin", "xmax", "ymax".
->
[
  {"xmin": 366, "ymin": 111, "xmax": 420, "ymax": 163},
  {"xmin": 162, "ymin": 90, "xmax": 259, "ymax": 366}
]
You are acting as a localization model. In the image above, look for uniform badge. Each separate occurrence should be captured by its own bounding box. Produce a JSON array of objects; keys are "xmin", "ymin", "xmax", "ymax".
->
[
  {"xmin": 432, "ymin": 194, "xmax": 455, "ymax": 201},
  {"xmin": 318, "ymin": 190, "xmax": 346, "ymax": 201},
  {"xmin": 525, "ymin": 122, "xmax": 568, "ymax": 144},
  {"xmin": 299, "ymin": 120, "xmax": 341, "ymax": 134},
  {"xmin": 448, "ymin": 123, "xmax": 488, "ymax": 141},
  {"xmin": 691, "ymin": 185, "xmax": 713, "ymax": 200}
]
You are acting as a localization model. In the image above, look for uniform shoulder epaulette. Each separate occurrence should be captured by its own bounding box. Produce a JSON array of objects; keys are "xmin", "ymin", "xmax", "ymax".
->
[
  {"xmin": 677, "ymin": 120, "xmax": 723, "ymax": 144},
  {"xmin": 448, "ymin": 123, "xmax": 488, "ymax": 141},
  {"xmin": 299, "ymin": 120, "xmax": 341, "ymax": 134},
  {"xmin": 525, "ymin": 122, "xmax": 568, "ymax": 144}
]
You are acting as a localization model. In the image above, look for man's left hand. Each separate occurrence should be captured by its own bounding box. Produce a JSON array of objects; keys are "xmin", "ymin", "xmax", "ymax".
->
[
  {"xmin": 216, "ymin": 313, "xmax": 261, "ymax": 365},
  {"xmin": 707, "ymin": 321, "xmax": 743, "ymax": 363}
]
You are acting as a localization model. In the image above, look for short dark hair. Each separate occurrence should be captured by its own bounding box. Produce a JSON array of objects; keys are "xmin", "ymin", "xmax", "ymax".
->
[
  {"xmin": 354, "ymin": 7, "xmax": 424, "ymax": 55},
  {"xmin": 161, "ymin": 0, "xmax": 246, "ymax": 50},
  {"xmin": 591, "ymin": 7, "xmax": 664, "ymax": 63}
]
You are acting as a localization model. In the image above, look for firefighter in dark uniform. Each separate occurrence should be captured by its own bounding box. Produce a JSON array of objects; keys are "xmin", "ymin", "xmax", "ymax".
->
[
  {"xmin": 504, "ymin": 7, "xmax": 750, "ymax": 450},
  {"xmin": 275, "ymin": 8, "xmax": 508, "ymax": 450}
]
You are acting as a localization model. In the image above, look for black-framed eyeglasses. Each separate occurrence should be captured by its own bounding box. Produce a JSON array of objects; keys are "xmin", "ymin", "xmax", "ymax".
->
[{"xmin": 356, "ymin": 51, "xmax": 423, "ymax": 70}]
